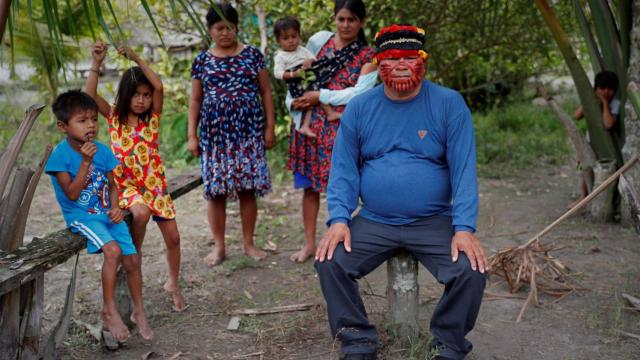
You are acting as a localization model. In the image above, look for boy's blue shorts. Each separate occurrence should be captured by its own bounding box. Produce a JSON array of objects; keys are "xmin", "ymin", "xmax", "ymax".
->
[{"xmin": 69, "ymin": 217, "xmax": 137, "ymax": 256}]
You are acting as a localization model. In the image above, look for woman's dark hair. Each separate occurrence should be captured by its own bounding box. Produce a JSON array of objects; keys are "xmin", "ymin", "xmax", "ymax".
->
[
  {"xmin": 115, "ymin": 66, "xmax": 153, "ymax": 123},
  {"xmin": 273, "ymin": 16, "xmax": 301, "ymax": 40},
  {"xmin": 334, "ymin": 0, "xmax": 367, "ymax": 44},
  {"xmin": 206, "ymin": 3, "xmax": 239, "ymax": 29}
]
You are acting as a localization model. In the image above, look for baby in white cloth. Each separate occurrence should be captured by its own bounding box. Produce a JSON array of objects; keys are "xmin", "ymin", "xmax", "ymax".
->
[{"xmin": 273, "ymin": 16, "xmax": 340, "ymax": 137}]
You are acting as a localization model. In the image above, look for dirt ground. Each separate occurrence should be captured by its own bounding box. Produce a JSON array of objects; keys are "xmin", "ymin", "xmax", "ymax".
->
[{"xmin": 25, "ymin": 163, "xmax": 640, "ymax": 360}]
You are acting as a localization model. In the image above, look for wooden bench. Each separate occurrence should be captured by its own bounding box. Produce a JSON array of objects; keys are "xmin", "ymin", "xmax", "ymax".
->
[{"xmin": 0, "ymin": 169, "xmax": 202, "ymax": 358}]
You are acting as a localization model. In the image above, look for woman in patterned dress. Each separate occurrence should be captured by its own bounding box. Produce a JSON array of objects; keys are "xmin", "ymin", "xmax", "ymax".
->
[
  {"xmin": 288, "ymin": 0, "xmax": 377, "ymax": 263},
  {"xmin": 188, "ymin": 4, "xmax": 276, "ymax": 266},
  {"xmin": 86, "ymin": 43, "xmax": 187, "ymax": 312}
]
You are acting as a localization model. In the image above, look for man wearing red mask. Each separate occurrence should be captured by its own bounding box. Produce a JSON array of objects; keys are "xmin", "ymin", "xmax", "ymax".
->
[{"xmin": 314, "ymin": 25, "xmax": 487, "ymax": 360}]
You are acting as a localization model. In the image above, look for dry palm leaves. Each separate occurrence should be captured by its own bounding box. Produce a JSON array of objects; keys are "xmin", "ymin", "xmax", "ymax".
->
[{"xmin": 489, "ymin": 155, "xmax": 639, "ymax": 322}]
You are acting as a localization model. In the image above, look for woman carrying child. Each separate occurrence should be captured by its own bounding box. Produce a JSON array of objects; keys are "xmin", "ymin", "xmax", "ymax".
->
[
  {"xmin": 86, "ymin": 42, "xmax": 187, "ymax": 312},
  {"xmin": 288, "ymin": 0, "xmax": 377, "ymax": 263},
  {"xmin": 188, "ymin": 4, "xmax": 276, "ymax": 266}
]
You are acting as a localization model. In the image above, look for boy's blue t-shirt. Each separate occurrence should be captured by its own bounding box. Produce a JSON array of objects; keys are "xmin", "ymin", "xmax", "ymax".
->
[{"xmin": 45, "ymin": 139, "xmax": 119, "ymax": 225}]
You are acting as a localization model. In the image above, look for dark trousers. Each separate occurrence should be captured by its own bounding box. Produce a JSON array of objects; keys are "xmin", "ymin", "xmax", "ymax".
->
[{"xmin": 315, "ymin": 215, "xmax": 486, "ymax": 360}]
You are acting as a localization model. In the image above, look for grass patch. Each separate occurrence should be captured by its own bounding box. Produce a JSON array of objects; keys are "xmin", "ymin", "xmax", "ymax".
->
[{"xmin": 474, "ymin": 101, "xmax": 572, "ymax": 177}]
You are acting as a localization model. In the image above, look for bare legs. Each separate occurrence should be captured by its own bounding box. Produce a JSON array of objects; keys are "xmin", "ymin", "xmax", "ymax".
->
[
  {"xmin": 100, "ymin": 243, "xmax": 130, "ymax": 341},
  {"xmin": 203, "ymin": 191, "xmax": 266, "ymax": 266},
  {"xmin": 238, "ymin": 190, "xmax": 267, "ymax": 260},
  {"xmin": 157, "ymin": 220, "xmax": 187, "ymax": 311},
  {"xmin": 290, "ymin": 188, "xmax": 320, "ymax": 263},
  {"xmin": 122, "ymin": 254, "xmax": 154, "ymax": 340},
  {"xmin": 130, "ymin": 203, "xmax": 186, "ymax": 311},
  {"xmin": 100, "ymin": 242, "xmax": 153, "ymax": 341},
  {"xmin": 204, "ymin": 196, "xmax": 226, "ymax": 266}
]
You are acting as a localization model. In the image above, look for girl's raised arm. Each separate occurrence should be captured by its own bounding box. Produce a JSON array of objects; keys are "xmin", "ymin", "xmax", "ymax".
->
[
  {"xmin": 119, "ymin": 46, "xmax": 164, "ymax": 115},
  {"xmin": 85, "ymin": 41, "xmax": 112, "ymax": 118}
]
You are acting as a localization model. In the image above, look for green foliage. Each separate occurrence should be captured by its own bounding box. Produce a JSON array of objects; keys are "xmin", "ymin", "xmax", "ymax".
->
[
  {"xmin": 243, "ymin": 0, "xmax": 576, "ymax": 110},
  {"xmin": 474, "ymin": 101, "xmax": 571, "ymax": 177}
]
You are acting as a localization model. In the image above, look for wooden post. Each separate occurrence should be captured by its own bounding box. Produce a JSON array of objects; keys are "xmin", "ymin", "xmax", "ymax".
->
[
  {"xmin": 18, "ymin": 275, "xmax": 43, "ymax": 360},
  {"xmin": 386, "ymin": 250, "xmax": 419, "ymax": 342},
  {"xmin": 115, "ymin": 266, "xmax": 133, "ymax": 327},
  {"xmin": 0, "ymin": 169, "xmax": 33, "ymax": 360},
  {"xmin": 589, "ymin": 159, "xmax": 617, "ymax": 222}
]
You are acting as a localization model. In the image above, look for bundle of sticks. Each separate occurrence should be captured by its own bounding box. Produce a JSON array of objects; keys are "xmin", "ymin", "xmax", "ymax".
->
[{"xmin": 489, "ymin": 155, "xmax": 638, "ymax": 322}]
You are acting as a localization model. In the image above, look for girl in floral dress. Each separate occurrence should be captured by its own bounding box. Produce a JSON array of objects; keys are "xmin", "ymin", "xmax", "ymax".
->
[
  {"xmin": 188, "ymin": 4, "xmax": 276, "ymax": 266},
  {"xmin": 86, "ymin": 42, "xmax": 187, "ymax": 311}
]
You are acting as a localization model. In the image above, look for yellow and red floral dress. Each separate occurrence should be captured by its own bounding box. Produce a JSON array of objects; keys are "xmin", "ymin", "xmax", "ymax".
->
[{"xmin": 107, "ymin": 110, "xmax": 176, "ymax": 220}]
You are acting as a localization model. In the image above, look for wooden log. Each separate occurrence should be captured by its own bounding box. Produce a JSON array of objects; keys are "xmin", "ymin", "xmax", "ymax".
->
[
  {"xmin": 386, "ymin": 250, "xmax": 419, "ymax": 342},
  {"xmin": 18, "ymin": 275, "xmax": 43, "ymax": 360},
  {"xmin": 0, "ymin": 230, "xmax": 85, "ymax": 296},
  {"xmin": 589, "ymin": 159, "xmax": 617, "ymax": 222}
]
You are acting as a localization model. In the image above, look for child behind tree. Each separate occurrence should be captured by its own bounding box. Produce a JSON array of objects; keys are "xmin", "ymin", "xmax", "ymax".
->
[{"xmin": 569, "ymin": 70, "xmax": 620, "ymax": 208}]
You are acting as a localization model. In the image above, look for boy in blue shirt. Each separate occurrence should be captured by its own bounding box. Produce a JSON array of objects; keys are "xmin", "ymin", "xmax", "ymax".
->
[{"xmin": 45, "ymin": 90, "xmax": 153, "ymax": 341}]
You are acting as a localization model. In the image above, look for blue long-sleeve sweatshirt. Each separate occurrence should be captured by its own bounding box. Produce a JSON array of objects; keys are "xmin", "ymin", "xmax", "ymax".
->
[{"xmin": 327, "ymin": 80, "xmax": 478, "ymax": 232}]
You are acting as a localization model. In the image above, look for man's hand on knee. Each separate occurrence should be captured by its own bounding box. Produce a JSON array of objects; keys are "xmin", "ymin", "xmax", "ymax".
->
[
  {"xmin": 451, "ymin": 231, "xmax": 488, "ymax": 274},
  {"xmin": 316, "ymin": 223, "xmax": 351, "ymax": 262}
]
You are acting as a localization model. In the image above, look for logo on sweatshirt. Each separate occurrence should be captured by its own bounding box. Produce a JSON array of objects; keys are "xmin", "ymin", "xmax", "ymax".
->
[{"xmin": 418, "ymin": 130, "xmax": 428, "ymax": 139}]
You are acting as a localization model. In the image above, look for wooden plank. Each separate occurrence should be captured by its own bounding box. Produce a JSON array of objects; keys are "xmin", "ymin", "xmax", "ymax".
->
[
  {"xmin": 42, "ymin": 254, "xmax": 79, "ymax": 360},
  {"xmin": 0, "ymin": 230, "xmax": 85, "ymax": 296},
  {"xmin": 0, "ymin": 169, "xmax": 202, "ymax": 296},
  {"xmin": 0, "ymin": 290, "xmax": 20, "ymax": 360},
  {"xmin": 18, "ymin": 275, "xmax": 43, "ymax": 360},
  {"xmin": 166, "ymin": 169, "xmax": 202, "ymax": 199},
  {"xmin": 0, "ymin": 169, "xmax": 34, "ymax": 250},
  {"xmin": 0, "ymin": 105, "xmax": 46, "ymax": 199}
]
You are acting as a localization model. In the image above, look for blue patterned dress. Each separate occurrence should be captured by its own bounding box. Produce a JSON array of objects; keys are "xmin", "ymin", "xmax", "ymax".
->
[{"xmin": 191, "ymin": 45, "xmax": 271, "ymax": 199}]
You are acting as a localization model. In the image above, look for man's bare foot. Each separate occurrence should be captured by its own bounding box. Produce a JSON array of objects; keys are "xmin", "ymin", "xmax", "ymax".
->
[
  {"xmin": 163, "ymin": 280, "xmax": 187, "ymax": 312},
  {"xmin": 203, "ymin": 248, "xmax": 225, "ymax": 267},
  {"xmin": 244, "ymin": 245, "xmax": 267, "ymax": 260},
  {"xmin": 326, "ymin": 111, "xmax": 342, "ymax": 122},
  {"xmin": 567, "ymin": 195, "xmax": 586, "ymax": 209},
  {"xmin": 290, "ymin": 245, "xmax": 316, "ymax": 263},
  {"xmin": 130, "ymin": 310, "xmax": 154, "ymax": 341},
  {"xmin": 297, "ymin": 126, "xmax": 316, "ymax": 138},
  {"xmin": 101, "ymin": 308, "xmax": 130, "ymax": 341}
]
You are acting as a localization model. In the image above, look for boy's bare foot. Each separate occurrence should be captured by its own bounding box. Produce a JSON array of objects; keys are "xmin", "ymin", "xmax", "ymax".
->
[
  {"xmin": 326, "ymin": 111, "xmax": 342, "ymax": 122},
  {"xmin": 163, "ymin": 280, "xmax": 188, "ymax": 312},
  {"xmin": 203, "ymin": 248, "xmax": 225, "ymax": 266},
  {"xmin": 297, "ymin": 126, "xmax": 316, "ymax": 138},
  {"xmin": 101, "ymin": 308, "xmax": 130, "ymax": 341},
  {"xmin": 244, "ymin": 245, "xmax": 267, "ymax": 260},
  {"xmin": 130, "ymin": 310, "xmax": 154, "ymax": 341},
  {"xmin": 290, "ymin": 245, "xmax": 316, "ymax": 263}
]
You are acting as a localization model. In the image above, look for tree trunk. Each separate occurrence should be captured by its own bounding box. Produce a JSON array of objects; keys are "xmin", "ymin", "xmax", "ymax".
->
[
  {"xmin": 620, "ymin": 0, "xmax": 640, "ymax": 226},
  {"xmin": 0, "ymin": 0, "xmax": 11, "ymax": 47},
  {"xmin": 386, "ymin": 250, "xmax": 419, "ymax": 342},
  {"xmin": 589, "ymin": 159, "xmax": 617, "ymax": 221}
]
